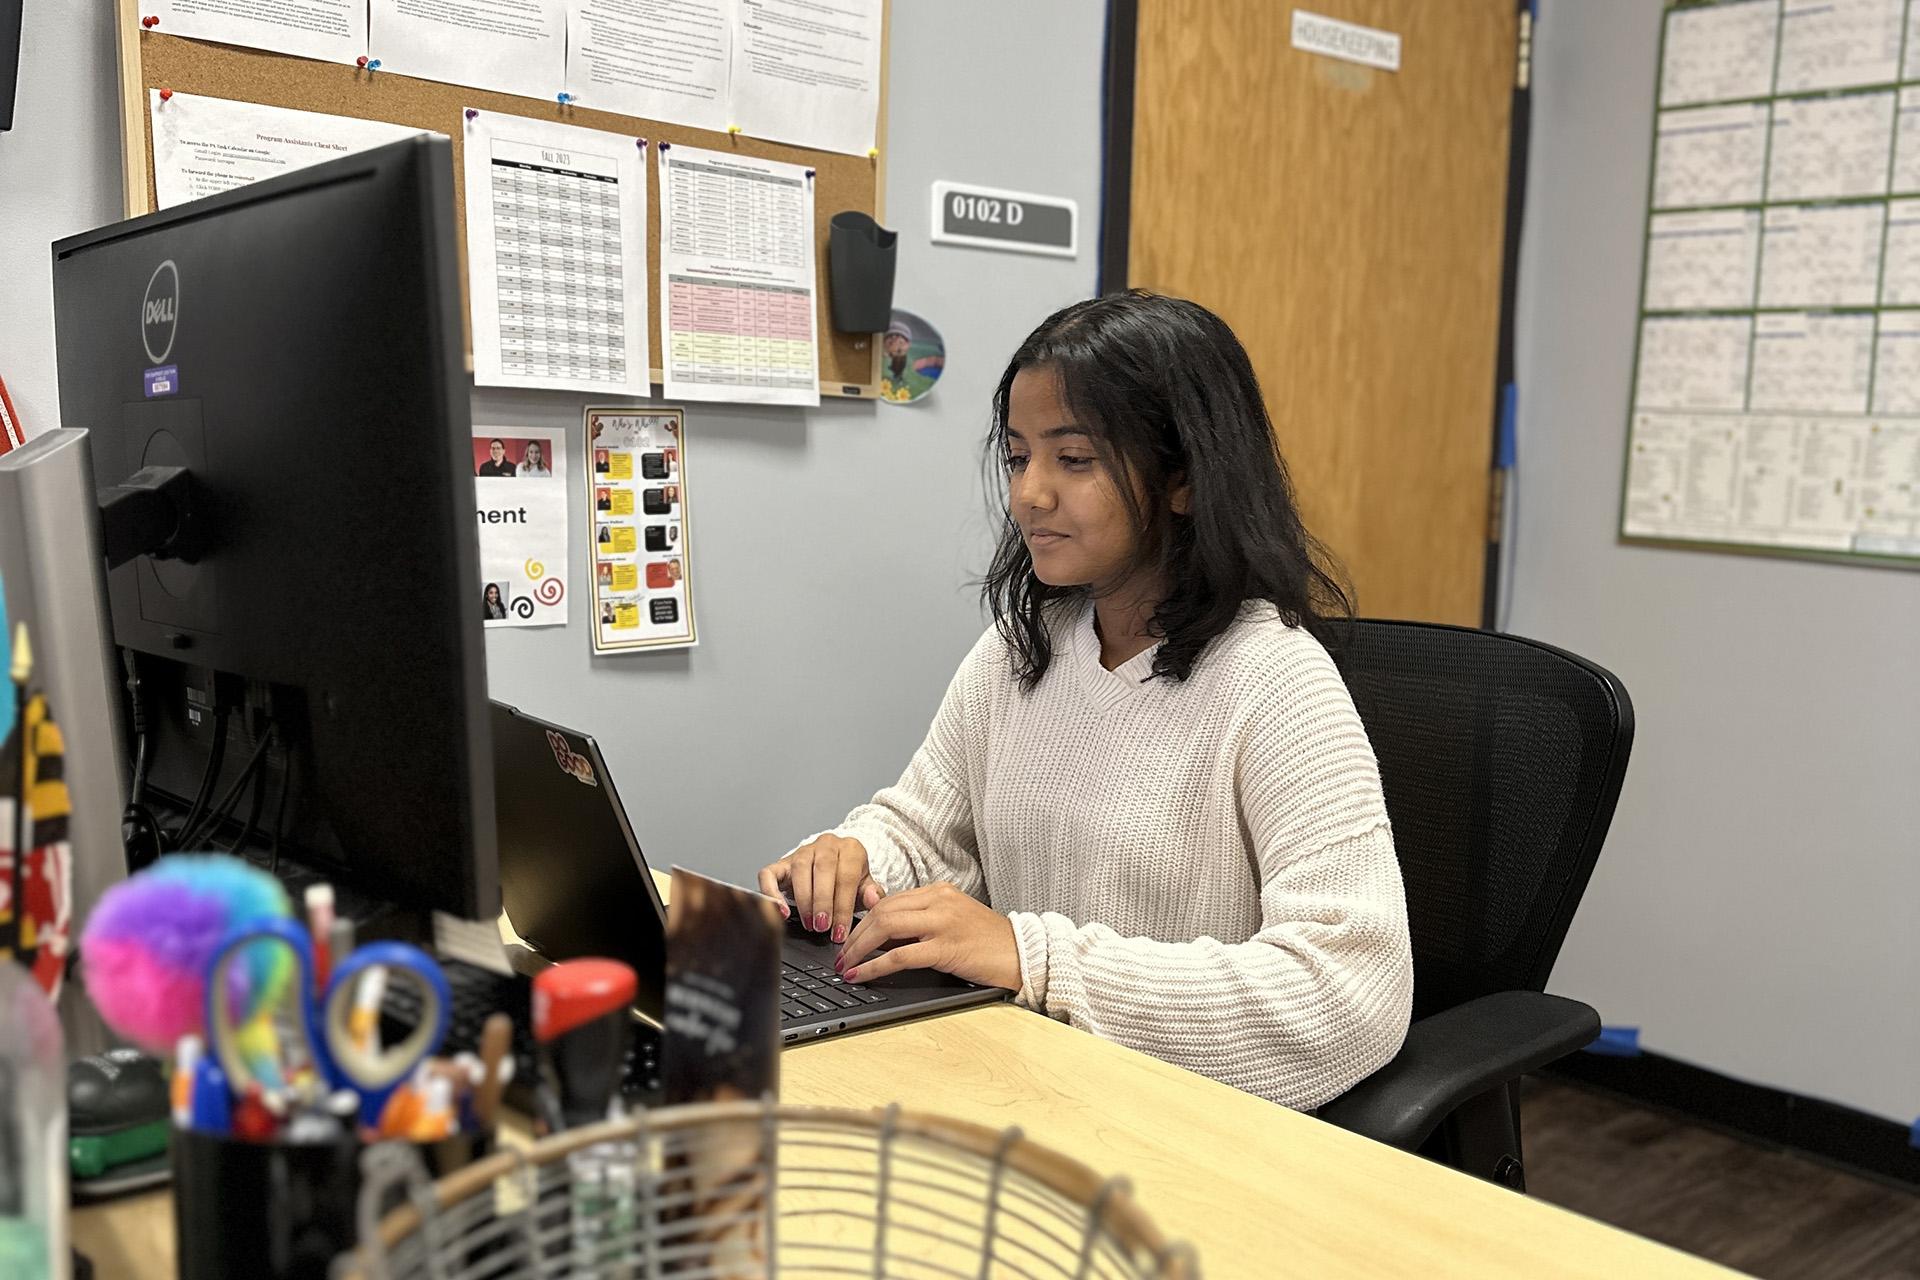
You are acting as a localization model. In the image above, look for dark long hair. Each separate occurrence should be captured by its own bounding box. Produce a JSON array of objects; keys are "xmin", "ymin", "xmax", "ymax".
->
[{"xmin": 983, "ymin": 291, "xmax": 1352, "ymax": 689}]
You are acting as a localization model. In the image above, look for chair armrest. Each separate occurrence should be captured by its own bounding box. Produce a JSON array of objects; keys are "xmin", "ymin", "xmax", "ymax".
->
[{"xmin": 1316, "ymin": 991, "xmax": 1599, "ymax": 1151}]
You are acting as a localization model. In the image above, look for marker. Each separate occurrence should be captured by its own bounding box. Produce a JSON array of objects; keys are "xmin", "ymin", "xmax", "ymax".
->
[
  {"xmin": 533, "ymin": 959, "xmax": 635, "ymax": 1132},
  {"xmin": 306, "ymin": 883, "xmax": 336, "ymax": 992},
  {"xmin": 190, "ymin": 1056, "xmax": 232, "ymax": 1135},
  {"xmin": 171, "ymin": 1035, "xmax": 202, "ymax": 1127}
]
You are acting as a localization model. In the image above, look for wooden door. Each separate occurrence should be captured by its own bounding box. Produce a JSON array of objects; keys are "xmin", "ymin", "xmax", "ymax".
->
[{"xmin": 1125, "ymin": 0, "xmax": 1516, "ymax": 625}]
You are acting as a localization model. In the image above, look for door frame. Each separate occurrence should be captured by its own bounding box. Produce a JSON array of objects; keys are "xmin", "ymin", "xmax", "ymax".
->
[{"xmin": 1095, "ymin": 0, "xmax": 1534, "ymax": 629}]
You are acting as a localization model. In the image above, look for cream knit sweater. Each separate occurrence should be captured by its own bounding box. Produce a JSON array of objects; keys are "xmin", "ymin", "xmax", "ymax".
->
[{"xmin": 828, "ymin": 600, "xmax": 1414, "ymax": 1111}]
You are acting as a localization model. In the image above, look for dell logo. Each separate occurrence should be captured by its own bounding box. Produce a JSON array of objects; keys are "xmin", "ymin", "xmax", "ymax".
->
[{"xmin": 142, "ymin": 259, "xmax": 180, "ymax": 364}]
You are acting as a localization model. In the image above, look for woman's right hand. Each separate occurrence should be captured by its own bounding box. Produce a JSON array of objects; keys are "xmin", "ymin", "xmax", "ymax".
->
[{"xmin": 758, "ymin": 835, "xmax": 885, "ymax": 944}]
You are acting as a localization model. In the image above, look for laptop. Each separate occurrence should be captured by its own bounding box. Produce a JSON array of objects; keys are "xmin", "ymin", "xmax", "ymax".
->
[{"xmin": 490, "ymin": 701, "xmax": 1008, "ymax": 1044}]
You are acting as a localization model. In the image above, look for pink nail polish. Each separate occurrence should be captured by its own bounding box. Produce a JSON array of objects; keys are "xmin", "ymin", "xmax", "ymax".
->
[
  {"xmin": 832, "ymin": 924, "xmax": 846, "ymax": 943},
  {"xmin": 843, "ymin": 967, "xmax": 859, "ymax": 982},
  {"xmin": 833, "ymin": 954, "xmax": 844, "ymax": 974},
  {"xmin": 814, "ymin": 913, "xmax": 829, "ymax": 932}
]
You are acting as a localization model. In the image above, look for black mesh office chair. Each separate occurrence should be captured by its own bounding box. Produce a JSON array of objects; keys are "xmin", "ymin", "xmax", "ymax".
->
[{"xmin": 1315, "ymin": 619, "xmax": 1633, "ymax": 1191}]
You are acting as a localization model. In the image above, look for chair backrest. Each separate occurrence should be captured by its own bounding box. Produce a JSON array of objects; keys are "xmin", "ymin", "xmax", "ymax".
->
[{"xmin": 1327, "ymin": 619, "xmax": 1633, "ymax": 1021}]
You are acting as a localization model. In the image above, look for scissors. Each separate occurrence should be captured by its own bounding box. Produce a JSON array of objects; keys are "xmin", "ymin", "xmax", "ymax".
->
[{"xmin": 204, "ymin": 916, "xmax": 452, "ymax": 1129}]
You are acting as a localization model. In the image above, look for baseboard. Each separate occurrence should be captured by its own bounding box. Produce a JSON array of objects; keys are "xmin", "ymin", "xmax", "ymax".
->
[{"xmin": 1544, "ymin": 1051, "xmax": 1920, "ymax": 1192}]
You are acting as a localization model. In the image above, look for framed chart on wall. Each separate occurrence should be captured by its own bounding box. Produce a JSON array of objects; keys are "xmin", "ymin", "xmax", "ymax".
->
[{"xmin": 1620, "ymin": 0, "xmax": 1920, "ymax": 568}]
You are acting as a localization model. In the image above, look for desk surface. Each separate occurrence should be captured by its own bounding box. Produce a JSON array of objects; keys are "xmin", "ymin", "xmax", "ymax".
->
[
  {"xmin": 72, "ymin": 1000, "xmax": 1735, "ymax": 1279},
  {"xmin": 73, "ymin": 872, "xmax": 1737, "ymax": 1278}
]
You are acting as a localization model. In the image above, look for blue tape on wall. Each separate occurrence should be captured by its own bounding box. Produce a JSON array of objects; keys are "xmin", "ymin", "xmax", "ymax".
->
[
  {"xmin": 1496, "ymin": 382, "xmax": 1518, "ymax": 470},
  {"xmin": 1584, "ymin": 1025, "xmax": 1641, "ymax": 1057}
]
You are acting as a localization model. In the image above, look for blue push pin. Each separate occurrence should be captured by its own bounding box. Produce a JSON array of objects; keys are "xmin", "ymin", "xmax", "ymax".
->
[
  {"xmin": 367, "ymin": 58, "xmax": 381, "ymax": 70},
  {"xmin": 557, "ymin": 92, "xmax": 574, "ymax": 106}
]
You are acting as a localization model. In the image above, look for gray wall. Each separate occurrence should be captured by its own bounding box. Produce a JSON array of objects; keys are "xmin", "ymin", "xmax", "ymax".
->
[
  {"xmin": 480, "ymin": 2, "xmax": 1104, "ymax": 888},
  {"xmin": 1517, "ymin": 0, "xmax": 1920, "ymax": 1123},
  {"xmin": 3, "ymin": 5, "xmax": 1102, "ymax": 889}
]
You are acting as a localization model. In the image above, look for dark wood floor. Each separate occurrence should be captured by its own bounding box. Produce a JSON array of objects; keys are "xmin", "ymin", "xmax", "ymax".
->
[{"xmin": 1522, "ymin": 1078, "xmax": 1920, "ymax": 1279}]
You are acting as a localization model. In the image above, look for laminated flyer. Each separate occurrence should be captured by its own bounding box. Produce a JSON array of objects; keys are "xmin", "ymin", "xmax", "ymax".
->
[{"xmin": 585, "ymin": 407, "xmax": 697, "ymax": 652}]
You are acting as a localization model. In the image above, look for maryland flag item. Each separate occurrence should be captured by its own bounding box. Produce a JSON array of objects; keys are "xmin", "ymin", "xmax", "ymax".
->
[{"xmin": 1, "ymin": 607, "xmax": 74, "ymax": 1001}]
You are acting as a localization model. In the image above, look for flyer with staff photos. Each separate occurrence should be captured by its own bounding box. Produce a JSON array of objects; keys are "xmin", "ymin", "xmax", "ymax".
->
[{"xmin": 585, "ymin": 407, "xmax": 697, "ymax": 652}]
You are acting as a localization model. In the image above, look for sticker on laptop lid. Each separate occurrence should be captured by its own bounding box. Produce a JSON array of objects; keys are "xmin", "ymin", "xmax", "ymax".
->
[{"xmin": 544, "ymin": 729, "xmax": 599, "ymax": 787}]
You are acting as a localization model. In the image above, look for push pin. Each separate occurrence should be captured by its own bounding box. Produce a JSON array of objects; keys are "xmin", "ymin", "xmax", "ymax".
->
[
  {"xmin": 158, "ymin": 88, "xmax": 173, "ymax": 102},
  {"xmin": 142, "ymin": 14, "xmax": 159, "ymax": 27},
  {"xmin": 367, "ymin": 58, "xmax": 381, "ymax": 70},
  {"xmin": 726, "ymin": 123, "xmax": 742, "ymax": 135},
  {"xmin": 465, "ymin": 108, "xmax": 479, "ymax": 121},
  {"xmin": 636, "ymin": 138, "xmax": 647, "ymax": 150},
  {"xmin": 557, "ymin": 92, "xmax": 574, "ymax": 105},
  {"xmin": 867, "ymin": 146, "xmax": 879, "ymax": 160},
  {"xmin": 356, "ymin": 55, "xmax": 368, "ymax": 68}
]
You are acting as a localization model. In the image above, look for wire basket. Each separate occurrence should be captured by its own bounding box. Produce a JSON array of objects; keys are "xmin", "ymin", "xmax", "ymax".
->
[{"xmin": 332, "ymin": 1099, "xmax": 1199, "ymax": 1280}]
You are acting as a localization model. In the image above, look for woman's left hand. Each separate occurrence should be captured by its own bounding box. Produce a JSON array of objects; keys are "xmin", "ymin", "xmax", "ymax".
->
[{"xmin": 835, "ymin": 882, "xmax": 1021, "ymax": 992}]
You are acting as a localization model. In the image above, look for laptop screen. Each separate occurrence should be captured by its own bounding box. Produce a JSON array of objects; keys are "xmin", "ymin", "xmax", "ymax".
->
[{"xmin": 490, "ymin": 700, "xmax": 668, "ymax": 1020}]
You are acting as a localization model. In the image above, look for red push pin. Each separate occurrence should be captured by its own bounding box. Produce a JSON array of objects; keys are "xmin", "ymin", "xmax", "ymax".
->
[
  {"xmin": 142, "ymin": 15, "xmax": 159, "ymax": 28},
  {"xmin": 158, "ymin": 88, "xmax": 173, "ymax": 102},
  {"xmin": 356, "ymin": 55, "xmax": 369, "ymax": 69}
]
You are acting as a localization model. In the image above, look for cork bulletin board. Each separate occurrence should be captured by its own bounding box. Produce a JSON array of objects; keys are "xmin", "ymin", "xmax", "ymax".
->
[{"xmin": 112, "ymin": 0, "xmax": 888, "ymax": 398}]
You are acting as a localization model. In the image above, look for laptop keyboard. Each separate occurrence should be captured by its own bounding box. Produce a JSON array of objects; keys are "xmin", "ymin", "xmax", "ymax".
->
[{"xmin": 779, "ymin": 957, "xmax": 890, "ymax": 1022}]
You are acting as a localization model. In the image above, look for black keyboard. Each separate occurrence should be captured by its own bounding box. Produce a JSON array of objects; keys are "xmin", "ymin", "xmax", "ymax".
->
[
  {"xmin": 381, "ymin": 959, "xmax": 664, "ymax": 1109},
  {"xmin": 778, "ymin": 957, "xmax": 889, "ymax": 1022}
]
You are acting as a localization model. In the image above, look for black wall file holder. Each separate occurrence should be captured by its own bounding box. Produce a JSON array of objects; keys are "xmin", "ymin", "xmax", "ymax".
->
[{"xmin": 829, "ymin": 211, "xmax": 898, "ymax": 333}]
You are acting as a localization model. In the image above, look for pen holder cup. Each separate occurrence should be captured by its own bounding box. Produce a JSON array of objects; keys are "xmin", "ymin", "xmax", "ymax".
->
[
  {"xmin": 828, "ymin": 211, "xmax": 898, "ymax": 333},
  {"xmin": 170, "ymin": 1126, "xmax": 490, "ymax": 1280}
]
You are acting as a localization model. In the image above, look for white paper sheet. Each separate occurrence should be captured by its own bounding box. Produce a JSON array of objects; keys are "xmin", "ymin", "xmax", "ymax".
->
[
  {"xmin": 1734, "ymin": 416, "xmax": 1800, "ymax": 533},
  {"xmin": 1653, "ymin": 103, "xmax": 1770, "ymax": 209},
  {"xmin": 586, "ymin": 408, "xmax": 697, "ymax": 652},
  {"xmin": 1787, "ymin": 420, "xmax": 1869, "ymax": 535},
  {"xmin": 474, "ymin": 429, "xmax": 570, "ymax": 628},
  {"xmin": 657, "ymin": 142, "xmax": 820, "ymax": 405},
  {"xmin": 1757, "ymin": 203, "xmax": 1885, "ymax": 308},
  {"xmin": 727, "ymin": 0, "xmax": 882, "ymax": 156},
  {"xmin": 1749, "ymin": 311, "xmax": 1874, "ymax": 413},
  {"xmin": 564, "ymin": 0, "xmax": 733, "ymax": 132},
  {"xmin": 463, "ymin": 111, "xmax": 652, "ymax": 394},
  {"xmin": 1634, "ymin": 316, "xmax": 1753, "ymax": 411},
  {"xmin": 1659, "ymin": 0, "xmax": 1777, "ymax": 108},
  {"xmin": 370, "ymin": 0, "xmax": 567, "ymax": 101},
  {"xmin": 1622, "ymin": 412, "xmax": 1692, "ymax": 533},
  {"xmin": 147, "ymin": 0, "xmax": 367, "ymax": 64},
  {"xmin": 1891, "ymin": 88, "xmax": 1920, "ymax": 192},
  {"xmin": 1871, "ymin": 311, "xmax": 1920, "ymax": 411},
  {"xmin": 1643, "ymin": 210, "xmax": 1761, "ymax": 311},
  {"xmin": 1776, "ymin": 0, "xmax": 1903, "ymax": 96},
  {"xmin": 1858, "ymin": 420, "xmax": 1920, "ymax": 538},
  {"xmin": 149, "ymin": 92, "xmax": 425, "ymax": 209},
  {"xmin": 1879, "ymin": 199, "xmax": 1920, "ymax": 303},
  {"xmin": 1765, "ymin": 90, "xmax": 1895, "ymax": 201}
]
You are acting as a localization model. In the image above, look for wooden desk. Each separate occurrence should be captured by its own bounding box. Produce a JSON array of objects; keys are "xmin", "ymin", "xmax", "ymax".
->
[
  {"xmin": 73, "ymin": 870, "xmax": 1737, "ymax": 1277},
  {"xmin": 74, "ymin": 999, "xmax": 1735, "ymax": 1279}
]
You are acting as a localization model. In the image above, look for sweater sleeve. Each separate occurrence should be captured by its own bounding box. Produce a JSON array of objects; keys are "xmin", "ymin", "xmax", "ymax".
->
[
  {"xmin": 824, "ymin": 629, "xmax": 996, "ymax": 898},
  {"xmin": 1005, "ymin": 658, "xmax": 1415, "ymax": 1111}
]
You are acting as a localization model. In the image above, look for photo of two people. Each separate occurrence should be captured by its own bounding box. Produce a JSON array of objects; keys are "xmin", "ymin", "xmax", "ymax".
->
[{"xmin": 473, "ymin": 436, "xmax": 554, "ymax": 478}]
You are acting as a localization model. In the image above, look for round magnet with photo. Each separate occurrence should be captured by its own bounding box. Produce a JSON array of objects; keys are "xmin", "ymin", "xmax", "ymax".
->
[{"xmin": 881, "ymin": 309, "xmax": 945, "ymax": 405}]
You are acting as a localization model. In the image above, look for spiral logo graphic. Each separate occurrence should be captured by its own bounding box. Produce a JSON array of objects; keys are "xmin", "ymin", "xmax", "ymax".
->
[
  {"xmin": 534, "ymin": 577, "xmax": 565, "ymax": 606},
  {"xmin": 511, "ymin": 596, "xmax": 536, "ymax": 619},
  {"xmin": 524, "ymin": 558, "xmax": 546, "ymax": 580}
]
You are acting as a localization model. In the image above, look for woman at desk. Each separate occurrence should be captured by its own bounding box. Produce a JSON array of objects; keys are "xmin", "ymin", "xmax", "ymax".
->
[{"xmin": 759, "ymin": 292, "xmax": 1413, "ymax": 1110}]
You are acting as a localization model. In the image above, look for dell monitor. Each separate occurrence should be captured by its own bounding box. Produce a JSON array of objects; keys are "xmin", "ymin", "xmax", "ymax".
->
[{"xmin": 50, "ymin": 135, "xmax": 499, "ymax": 920}]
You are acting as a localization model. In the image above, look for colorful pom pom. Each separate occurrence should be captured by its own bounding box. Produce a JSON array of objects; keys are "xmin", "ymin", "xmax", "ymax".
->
[{"xmin": 81, "ymin": 855, "xmax": 293, "ymax": 1053}]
